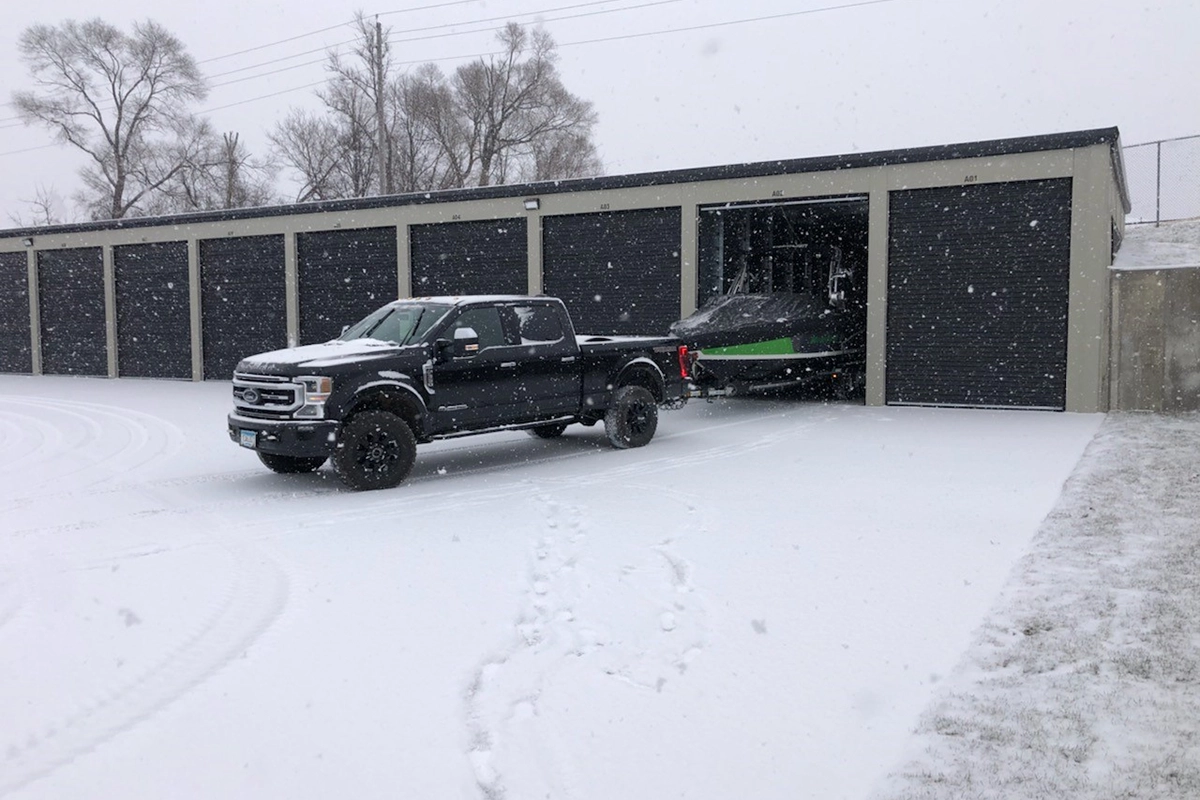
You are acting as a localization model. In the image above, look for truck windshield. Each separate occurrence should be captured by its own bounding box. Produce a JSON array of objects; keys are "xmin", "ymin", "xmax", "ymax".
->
[{"xmin": 338, "ymin": 302, "xmax": 453, "ymax": 345}]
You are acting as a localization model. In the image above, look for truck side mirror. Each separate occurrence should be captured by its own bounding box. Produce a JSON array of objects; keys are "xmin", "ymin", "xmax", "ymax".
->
[{"xmin": 452, "ymin": 326, "xmax": 480, "ymax": 358}]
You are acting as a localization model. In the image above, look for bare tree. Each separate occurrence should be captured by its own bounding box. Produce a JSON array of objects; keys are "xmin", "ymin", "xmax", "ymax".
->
[
  {"xmin": 526, "ymin": 130, "xmax": 603, "ymax": 183},
  {"xmin": 6, "ymin": 185, "xmax": 69, "ymax": 227},
  {"xmin": 269, "ymin": 110, "xmax": 346, "ymax": 202},
  {"xmin": 450, "ymin": 24, "xmax": 600, "ymax": 187},
  {"xmin": 271, "ymin": 18, "xmax": 601, "ymax": 198},
  {"xmin": 12, "ymin": 18, "xmax": 210, "ymax": 220},
  {"xmin": 151, "ymin": 131, "xmax": 278, "ymax": 213}
]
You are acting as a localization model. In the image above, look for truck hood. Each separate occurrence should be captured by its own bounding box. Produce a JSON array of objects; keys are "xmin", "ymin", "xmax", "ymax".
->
[{"xmin": 237, "ymin": 339, "xmax": 424, "ymax": 373}]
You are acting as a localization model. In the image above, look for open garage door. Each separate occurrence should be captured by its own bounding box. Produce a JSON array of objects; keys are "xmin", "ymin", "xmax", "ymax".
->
[
  {"xmin": 886, "ymin": 178, "xmax": 1073, "ymax": 409},
  {"xmin": 297, "ymin": 227, "xmax": 398, "ymax": 345},
  {"xmin": 410, "ymin": 218, "xmax": 526, "ymax": 296},
  {"xmin": 115, "ymin": 241, "xmax": 191, "ymax": 378},
  {"xmin": 542, "ymin": 208, "xmax": 681, "ymax": 335},
  {"xmin": 0, "ymin": 252, "xmax": 31, "ymax": 374},
  {"xmin": 200, "ymin": 235, "xmax": 286, "ymax": 380},
  {"xmin": 691, "ymin": 196, "xmax": 870, "ymax": 394},
  {"xmin": 38, "ymin": 248, "xmax": 107, "ymax": 376}
]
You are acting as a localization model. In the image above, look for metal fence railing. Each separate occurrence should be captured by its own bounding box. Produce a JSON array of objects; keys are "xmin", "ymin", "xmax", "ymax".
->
[{"xmin": 1123, "ymin": 134, "xmax": 1200, "ymax": 225}]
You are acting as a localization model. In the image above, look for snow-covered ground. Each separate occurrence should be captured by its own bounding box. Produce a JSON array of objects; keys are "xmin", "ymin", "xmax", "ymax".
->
[
  {"xmin": 1114, "ymin": 216, "xmax": 1200, "ymax": 269},
  {"xmin": 0, "ymin": 375, "xmax": 1129, "ymax": 799},
  {"xmin": 874, "ymin": 411, "xmax": 1200, "ymax": 799}
]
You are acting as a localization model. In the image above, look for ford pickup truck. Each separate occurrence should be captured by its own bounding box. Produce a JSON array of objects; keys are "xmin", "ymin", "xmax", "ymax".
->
[{"xmin": 227, "ymin": 295, "xmax": 692, "ymax": 490}]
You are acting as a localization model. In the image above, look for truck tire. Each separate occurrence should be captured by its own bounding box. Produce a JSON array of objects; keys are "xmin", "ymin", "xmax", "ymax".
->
[
  {"xmin": 257, "ymin": 452, "xmax": 327, "ymax": 474},
  {"xmin": 526, "ymin": 422, "xmax": 569, "ymax": 439},
  {"xmin": 332, "ymin": 410, "xmax": 418, "ymax": 491},
  {"xmin": 604, "ymin": 385, "xmax": 658, "ymax": 449}
]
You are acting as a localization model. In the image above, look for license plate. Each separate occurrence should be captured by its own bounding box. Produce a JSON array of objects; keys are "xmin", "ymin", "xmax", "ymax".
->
[{"xmin": 239, "ymin": 429, "xmax": 257, "ymax": 449}]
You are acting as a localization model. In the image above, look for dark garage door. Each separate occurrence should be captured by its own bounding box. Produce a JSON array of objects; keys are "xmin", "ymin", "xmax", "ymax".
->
[
  {"xmin": 200, "ymin": 235, "xmax": 286, "ymax": 379},
  {"xmin": 297, "ymin": 226, "xmax": 397, "ymax": 345},
  {"xmin": 0, "ymin": 252, "xmax": 31, "ymax": 373},
  {"xmin": 887, "ymin": 178, "xmax": 1073, "ymax": 409},
  {"xmin": 410, "ymin": 218, "xmax": 526, "ymax": 296},
  {"xmin": 38, "ymin": 248, "xmax": 107, "ymax": 376},
  {"xmin": 115, "ymin": 241, "xmax": 191, "ymax": 378},
  {"xmin": 543, "ymin": 208, "xmax": 681, "ymax": 335}
]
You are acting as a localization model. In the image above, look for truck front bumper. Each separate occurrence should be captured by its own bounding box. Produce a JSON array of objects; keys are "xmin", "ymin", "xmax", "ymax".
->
[{"xmin": 227, "ymin": 413, "xmax": 338, "ymax": 459}]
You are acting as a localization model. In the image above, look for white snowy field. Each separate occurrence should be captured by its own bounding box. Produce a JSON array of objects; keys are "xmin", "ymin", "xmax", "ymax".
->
[{"xmin": 0, "ymin": 375, "xmax": 1106, "ymax": 800}]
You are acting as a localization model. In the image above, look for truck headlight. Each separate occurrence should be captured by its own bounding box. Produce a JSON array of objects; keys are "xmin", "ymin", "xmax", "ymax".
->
[{"xmin": 296, "ymin": 375, "xmax": 333, "ymax": 418}]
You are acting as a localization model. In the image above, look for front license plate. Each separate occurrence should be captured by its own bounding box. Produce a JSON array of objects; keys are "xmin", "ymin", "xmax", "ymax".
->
[{"xmin": 239, "ymin": 429, "xmax": 257, "ymax": 449}]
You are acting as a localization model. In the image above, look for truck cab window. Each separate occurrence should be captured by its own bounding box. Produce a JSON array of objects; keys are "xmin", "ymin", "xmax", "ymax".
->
[
  {"xmin": 450, "ymin": 307, "xmax": 508, "ymax": 351},
  {"xmin": 513, "ymin": 305, "xmax": 564, "ymax": 344}
]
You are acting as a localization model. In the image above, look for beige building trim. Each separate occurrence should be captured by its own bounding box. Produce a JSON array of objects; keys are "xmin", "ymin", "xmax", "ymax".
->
[
  {"xmin": 284, "ymin": 232, "xmax": 299, "ymax": 347},
  {"xmin": 188, "ymin": 239, "xmax": 202, "ymax": 381},
  {"xmin": 103, "ymin": 245, "xmax": 117, "ymax": 377},
  {"xmin": 27, "ymin": 248, "xmax": 41, "ymax": 375}
]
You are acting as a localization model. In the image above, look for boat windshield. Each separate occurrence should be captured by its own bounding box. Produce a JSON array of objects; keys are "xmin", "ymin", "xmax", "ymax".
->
[{"xmin": 338, "ymin": 302, "xmax": 453, "ymax": 345}]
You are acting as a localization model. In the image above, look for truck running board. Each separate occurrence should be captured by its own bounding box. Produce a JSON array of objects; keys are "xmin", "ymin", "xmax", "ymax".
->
[{"xmin": 429, "ymin": 415, "xmax": 577, "ymax": 440}]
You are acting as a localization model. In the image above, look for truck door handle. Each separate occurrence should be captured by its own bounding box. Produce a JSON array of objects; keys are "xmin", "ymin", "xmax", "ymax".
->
[
  {"xmin": 561, "ymin": 356, "xmax": 576, "ymax": 363},
  {"xmin": 501, "ymin": 361, "xmax": 517, "ymax": 368}
]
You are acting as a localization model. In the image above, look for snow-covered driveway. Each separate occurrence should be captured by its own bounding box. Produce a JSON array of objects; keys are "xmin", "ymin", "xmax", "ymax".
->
[{"xmin": 0, "ymin": 376, "xmax": 1101, "ymax": 799}]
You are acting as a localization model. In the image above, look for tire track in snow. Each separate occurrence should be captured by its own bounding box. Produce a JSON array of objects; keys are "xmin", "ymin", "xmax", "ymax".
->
[
  {"xmin": 0, "ymin": 489, "xmax": 290, "ymax": 796},
  {"xmin": 0, "ymin": 397, "xmax": 184, "ymax": 512},
  {"xmin": 11, "ymin": 403, "xmax": 831, "ymax": 552},
  {"xmin": 0, "ymin": 407, "xmax": 53, "ymax": 475}
]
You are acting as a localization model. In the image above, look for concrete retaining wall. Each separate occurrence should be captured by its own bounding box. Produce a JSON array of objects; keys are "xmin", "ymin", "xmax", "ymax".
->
[{"xmin": 1111, "ymin": 266, "xmax": 1200, "ymax": 411}]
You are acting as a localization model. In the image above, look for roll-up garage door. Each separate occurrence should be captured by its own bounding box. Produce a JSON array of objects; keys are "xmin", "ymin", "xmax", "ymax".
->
[
  {"xmin": 38, "ymin": 248, "xmax": 107, "ymax": 376},
  {"xmin": 297, "ymin": 226, "xmax": 398, "ymax": 345},
  {"xmin": 543, "ymin": 208, "xmax": 681, "ymax": 335},
  {"xmin": 410, "ymin": 218, "xmax": 526, "ymax": 296},
  {"xmin": 0, "ymin": 252, "xmax": 31, "ymax": 373},
  {"xmin": 114, "ymin": 241, "xmax": 191, "ymax": 378},
  {"xmin": 886, "ymin": 178, "xmax": 1072, "ymax": 409},
  {"xmin": 200, "ymin": 235, "xmax": 286, "ymax": 379}
]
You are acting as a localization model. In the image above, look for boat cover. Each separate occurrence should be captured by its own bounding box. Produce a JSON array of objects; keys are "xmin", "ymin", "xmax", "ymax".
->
[{"xmin": 669, "ymin": 293, "xmax": 839, "ymax": 350}]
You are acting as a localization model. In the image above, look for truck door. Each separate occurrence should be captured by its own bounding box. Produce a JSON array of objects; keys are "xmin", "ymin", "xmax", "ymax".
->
[
  {"xmin": 505, "ymin": 303, "xmax": 581, "ymax": 417},
  {"xmin": 429, "ymin": 306, "xmax": 518, "ymax": 430}
]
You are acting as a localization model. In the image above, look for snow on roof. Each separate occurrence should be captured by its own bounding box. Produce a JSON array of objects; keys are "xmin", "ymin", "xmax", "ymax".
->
[
  {"xmin": 1113, "ymin": 216, "xmax": 1200, "ymax": 270},
  {"xmin": 393, "ymin": 295, "xmax": 546, "ymax": 306}
]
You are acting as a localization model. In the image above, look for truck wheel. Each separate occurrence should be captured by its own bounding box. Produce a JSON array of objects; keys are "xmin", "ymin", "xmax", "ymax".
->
[
  {"xmin": 332, "ymin": 410, "xmax": 417, "ymax": 491},
  {"xmin": 526, "ymin": 422, "xmax": 569, "ymax": 439},
  {"xmin": 604, "ymin": 386, "xmax": 658, "ymax": 449},
  {"xmin": 257, "ymin": 452, "xmax": 327, "ymax": 474}
]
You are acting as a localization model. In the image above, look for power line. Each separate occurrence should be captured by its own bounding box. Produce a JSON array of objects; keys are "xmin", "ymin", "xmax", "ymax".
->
[
  {"xmin": 0, "ymin": 0, "xmax": 673, "ymax": 122},
  {"xmin": 562, "ymin": 0, "xmax": 899, "ymax": 47},
  {"xmin": 2, "ymin": 0, "xmax": 904, "ymax": 156},
  {"xmin": 197, "ymin": 0, "xmax": 485, "ymax": 64},
  {"xmin": 203, "ymin": 0, "xmax": 675, "ymax": 82}
]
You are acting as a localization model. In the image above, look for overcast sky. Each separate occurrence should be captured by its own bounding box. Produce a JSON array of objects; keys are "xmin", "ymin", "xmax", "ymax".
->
[{"xmin": 1, "ymin": 0, "xmax": 1197, "ymax": 226}]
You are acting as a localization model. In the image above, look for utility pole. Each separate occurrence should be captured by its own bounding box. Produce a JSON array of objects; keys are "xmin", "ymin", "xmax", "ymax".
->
[{"xmin": 373, "ymin": 16, "xmax": 389, "ymax": 195}]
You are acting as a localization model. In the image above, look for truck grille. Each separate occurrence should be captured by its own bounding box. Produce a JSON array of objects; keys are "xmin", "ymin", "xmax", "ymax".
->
[{"xmin": 232, "ymin": 372, "xmax": 302, "ymax": 418}]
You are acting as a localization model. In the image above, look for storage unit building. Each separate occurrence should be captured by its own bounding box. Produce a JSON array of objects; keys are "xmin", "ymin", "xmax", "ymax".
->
[
  {"xmin": 200, "ymin": 235, "xmax": 287, "ymax": 380},
  {"xmin": 542, "ymin": 208, "xmax": 682, "ymax": 335},
  {"xmin": 37, "ymin": 247, "xmax": 107, "ymax": 376},
  {"xmin": 0, "ymin": 127, "xmax": 1131, "ymax": 412},
  {"xmin": 0, "ymin": 252, "xmax": 31, "ymax": 374},
  {"xmin": 114, "ymin": 241, "xmax": 192, "ymax": 379},
  {"xmin": 296, "ymin": 226, "xmax": 398, "ymax": 345}
]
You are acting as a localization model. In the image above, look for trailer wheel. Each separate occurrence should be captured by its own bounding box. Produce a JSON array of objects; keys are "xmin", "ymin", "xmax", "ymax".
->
[
  {"xmin": 257, "ymin": 452, "xmax": 327, "ymax": 474},
  {"xmin": 332, "ymin": 410, "xmax": 417, "ymax": 491},
  {"xmin": 604, "ymin": 385, "xmax": 658, "ymax": 449},
  {"xmin": 526, "ymin": 422, "xmax": 569, "ymax": 439}
]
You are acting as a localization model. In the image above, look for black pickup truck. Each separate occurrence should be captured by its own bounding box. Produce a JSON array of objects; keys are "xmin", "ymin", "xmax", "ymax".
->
[{"xmin": 227, "ymin": 295, "xmax": 692, "ymax": 490}]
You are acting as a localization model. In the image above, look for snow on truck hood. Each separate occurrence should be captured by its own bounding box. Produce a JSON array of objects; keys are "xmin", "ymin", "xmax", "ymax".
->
[{"xmin": 240, "ymin": 339, "xmax": 421, "ymax": 370}]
